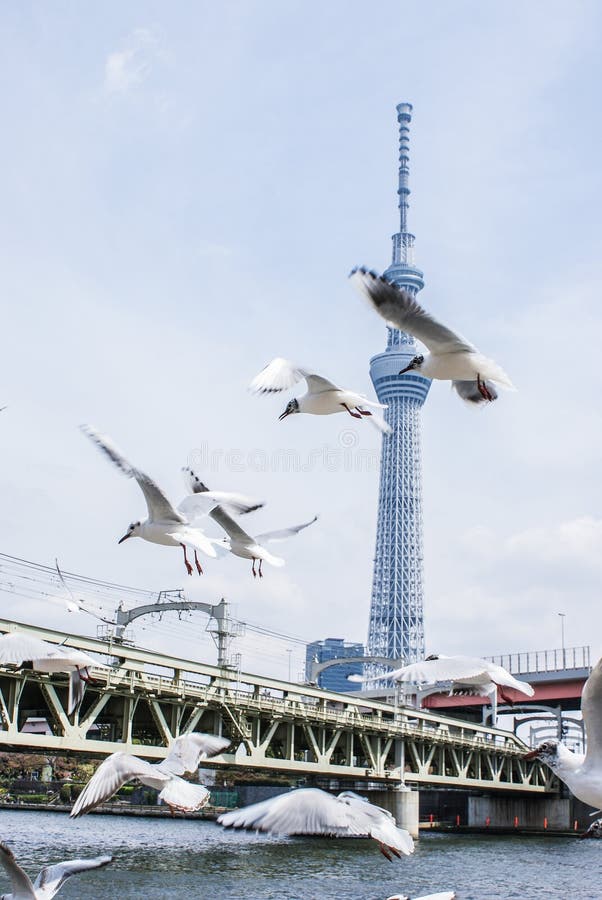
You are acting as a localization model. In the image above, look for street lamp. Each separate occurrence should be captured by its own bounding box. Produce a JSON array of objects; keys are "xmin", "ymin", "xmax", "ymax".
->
[{"xmin": 558, "ymin": 613, "xmax": 566, "ymax": 667}]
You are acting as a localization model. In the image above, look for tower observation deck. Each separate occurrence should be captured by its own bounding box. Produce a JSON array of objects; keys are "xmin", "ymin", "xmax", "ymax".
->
[{"xmin": 367, "ymin": 103, "xmax": 431, "ymax": 670}]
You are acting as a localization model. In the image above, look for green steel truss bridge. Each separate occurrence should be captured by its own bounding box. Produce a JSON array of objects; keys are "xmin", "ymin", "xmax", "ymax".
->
[{"xmin": 0, "ymin": 618, "xmax": 550, "ymax": 797}]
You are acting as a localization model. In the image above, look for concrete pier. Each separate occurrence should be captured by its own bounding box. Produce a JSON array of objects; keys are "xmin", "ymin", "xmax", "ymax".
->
[
  {"xmin": 468, "ymin": 796, "xmax": 571, "ymax": 830},
  {"xmin": 371, "ymin": 787, "xmax": 420, "ymax": 838}
]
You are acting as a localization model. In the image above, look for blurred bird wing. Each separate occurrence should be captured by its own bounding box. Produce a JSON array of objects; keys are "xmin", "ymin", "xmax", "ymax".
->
[
  {"xmin": 33, "ymin": 856, "xmax": 113, "ymax": 899},
  {"xmin": 581, "ymin": 658, "xmax": 602, "ymax": 768},
  {"xmin": 255, "ymin": 515, "xmax": 318, "ymax": 544},
  {"xmin": 0, "ymin": 843, "xmax": 36, "ymax": 898},
  {"xmin": 379, "ymin": 656, "xmax": 490, "ymax": 686},
  {"xmin": 67, "ymin": 670, "xmax": 85, "ymax": 716},
  {"xmin": 482, "ymin": 662, "xmax": 534, "ymax": 697},
  {"xmin": 305, "ymin": 374, "xmax": 340, "ymax": 394},
  {"xmin": 249, "ymin": 358, "xmax": 310, "ymax": 394},
  {"xmin": 337, "ymin": 792, "xmax": 414, "ymax": 855},
  {"xmin": 70, "ymin": 753, "xmax": 163, "ymax": 817},
  {"xmin": 350, "ymin": 268, "xmax": 475, "ymax": 355},
  {"xmin": 0, "ymin": 632, "xmax": 59, "ymax": 666},
  {"xmin": 158, "ymin": 733, "xmax": 231, "ymax": 776},
  {"xmin": 218, "ymin": 788, "xmax": 366, "ymax": 836}
]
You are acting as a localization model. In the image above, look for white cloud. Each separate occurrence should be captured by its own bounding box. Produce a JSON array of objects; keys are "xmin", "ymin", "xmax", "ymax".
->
[{"xmin": 104, "ymin": 28, "xmax": 160, "ymax": 95}]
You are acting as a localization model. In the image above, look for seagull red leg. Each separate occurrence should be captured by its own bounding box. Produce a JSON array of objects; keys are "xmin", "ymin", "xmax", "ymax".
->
[
  {"xmin": 252, "ymin": 559, "xmax": 257, "ymax": 578},
  {"xmin": 180, "ymin": 543, "xmax": 193, "ymax": 576},
  {"xmin": 258, "ymin": 559, "xmax": 263, "ymax": 578},
  {"xmin": 194, "ymin": 551, "xmax": 203, "ymax": 576},
  {"xmin": 342, "ymin": 403, "xmax": 362, "ymax": 419}
]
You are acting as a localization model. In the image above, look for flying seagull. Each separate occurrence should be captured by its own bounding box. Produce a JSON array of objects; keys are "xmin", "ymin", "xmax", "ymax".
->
[
  {"xmin": 0, "ymin": 843, "xmax": 112, "ymax": 900},
  {"xmin": 218, "ymin": 788, "xmax": 414, "ymax": 861},
  {"xmin": 365, "ymin": 654, "xmax": 534, "ymax": 704},
  {"xmin": 70, "ymin": 732, "xmax": 230, "ymax": 817},
  {"xmin": 249, "ymin": 358, "xmax": 392, "ymax": 433},
  {"xmin": 209, "ymin": 504, "xmax": 318, "ymax": 578},
  {"xmin": 524, "ymin": 655, "xmax": 602, "ymax": 830},
  {"xmin": 350, "ymin": 267, "xmax": 515, "ymax": 404},
  {"xmin": 81, "ymin": 427, "xmax": 261, "ymax": 576},
  {"xmin": 0, "ymin": 631, "xmax": 108, "ymax": 715}
]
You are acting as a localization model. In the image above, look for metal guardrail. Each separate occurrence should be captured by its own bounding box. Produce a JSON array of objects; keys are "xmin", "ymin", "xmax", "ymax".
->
[{"xmin": 486, "ymin": 646, "xmax": 590, "ymax": 675}]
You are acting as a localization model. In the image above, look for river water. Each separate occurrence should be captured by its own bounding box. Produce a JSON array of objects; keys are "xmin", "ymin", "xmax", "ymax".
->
[{"xmin": 0, "ymin": 810, "xmax": 600, "ymax": 899}]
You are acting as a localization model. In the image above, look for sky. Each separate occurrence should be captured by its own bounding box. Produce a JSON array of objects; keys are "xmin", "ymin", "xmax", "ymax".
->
[{"xmin": 1, "ymin": 1, "xmax": 602, "ymax": 681}]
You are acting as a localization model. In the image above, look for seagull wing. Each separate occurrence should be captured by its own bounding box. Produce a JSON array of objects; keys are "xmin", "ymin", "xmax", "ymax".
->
[
  {"xmin": 581, "ymin": 658, "xmax": 602, "ymax": 768},
  {"xmin": 133, "ymin": 470, "xmax": 184, "ymax": 524},
  {"xmin": 218, "ymin": 788, "xmax": 366, "ymax": 836},
  {"xmin": 255, "ymin": 515, "xmax": 318, "ymax": 544},
  {"xmin": 337, "ymin": 792, "xmax": 414, "ymax": 856},
  {"xmin": 483, "ymin": 662, "xmax": 534, "ymax": 697},
  {"xmin": 305, "ymin": 374, "xmax": 340, "ymax": 394},
  {"xmin": 209, "ymin": 506, "xmax": 255, "ymax": 546},
  {"xmin": 70, "ymin": 753, "xmax": 164, "ymax": 818},
  {"xmin": 33, "ymin": 856, "xmax": 113, "ymax": 900},
  {"xmin": 179, "ymin": 468, "xmax": 264, "ymax": 518},
  {"xmin": 0, "ymin": 843, "xmax": 36, "ymax": 898},
  {"xmin": 249, "ymin": 358, "xmax": 311, "ymax": 394},
  {"xmin": 0, "ymin": 632, "xmax": 60, "ymax": 666},
  {"xmin": 380, "ymin": 656, "xmax": 492, "ymax": 686},
  {"xmin": 67, "ymin": 670, "xmax": 85, "ymax": 716},
  {"xmin": 350, "ymin": 268, "xmax": 475, "ymax": 355},
  {"xmin": 157, "ymin": 733, "xmax": 231, "ymax": 776}
]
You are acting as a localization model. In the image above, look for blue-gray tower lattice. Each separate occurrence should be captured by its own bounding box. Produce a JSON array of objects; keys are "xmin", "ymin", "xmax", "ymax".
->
[{"xmin": 367, "ymin": 103, "xmax": 431, "ymax": 668}]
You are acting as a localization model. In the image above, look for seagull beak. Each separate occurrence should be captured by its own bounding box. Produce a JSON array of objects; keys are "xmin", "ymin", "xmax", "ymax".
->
[
  {"xmin": 398, "ymin": 363, "xmax": 413, "ymax": 375},
  {"xmin": 278, "ymin": 410, "xmax": 291, "ymax": 421},
  {"xmin": 118, "ymin": 532, "xmax": 131, "ymax": 544},
  {"xmin": 523, "ymin": 749, "xmax": 539, "ymax": 760}
]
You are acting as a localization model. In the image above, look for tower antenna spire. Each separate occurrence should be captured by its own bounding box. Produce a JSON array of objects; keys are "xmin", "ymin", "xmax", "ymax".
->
[{"xmin": 386, "ymin": 102, "xmax": 424, "ymax": 298}]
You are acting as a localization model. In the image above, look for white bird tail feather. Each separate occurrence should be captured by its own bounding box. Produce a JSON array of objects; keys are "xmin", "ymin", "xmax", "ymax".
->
[{"xmin": 158, "ymin": 779, "xmax": 210, "ymax": 811}]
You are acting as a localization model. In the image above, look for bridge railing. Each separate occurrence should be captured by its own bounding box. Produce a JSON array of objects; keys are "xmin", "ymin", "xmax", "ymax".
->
[
  {"xmin": 485, "ymin": 646, "xmax": 591, "ymax": 675},
  {"xmin": 93, "ymin": 662, "xmax": 526, "ymax": 755}
]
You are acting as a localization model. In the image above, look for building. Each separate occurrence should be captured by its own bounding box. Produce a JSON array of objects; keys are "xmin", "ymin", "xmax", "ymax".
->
[
  {"xmin": 305, "ymin": 638, "xmax": 364, "ymax": 692},
  {"xmin": 366, "ymin": 103, "xmax": 431, "ymax": 670}
]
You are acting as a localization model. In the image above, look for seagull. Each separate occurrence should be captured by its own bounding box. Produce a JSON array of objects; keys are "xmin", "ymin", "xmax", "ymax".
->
[
  {"xmin": 209, "ymin": 504, "xmax": 318, "ymax": 577},
  {"xmin": 350, "ymin": 267, "xmax": 515, "ymax": 404},
  {"xmin": 70, "ymin": 732, "xmax": 230, "ymax": 818},
  {"xmin": 368, "ymin": 654, "xmax": 534, "ymax": 704},
  {"xmin": 524, "ymin": 656, "xmax": 602, "ymax": 822},
  {"xmin": 218, "ymin": 788, "xmax": 414, "ymax": 861},
  {"xmin": 386, "ymin": 893, "xmax": 456, "ymax": 900},
  {"xmin": 249, "ymin": 358, "xmax": 392, "ymax": 433},
  {"xmin": 81, "ymin": 427, "xmax": 261, "ymax": 576},
  {"xmin": 0, "ymin": 631, "xmax": 109, "ymax": 715},
  {"xmin": 0, "ymin": 843, "xmax": 112, "ymax": 899}
]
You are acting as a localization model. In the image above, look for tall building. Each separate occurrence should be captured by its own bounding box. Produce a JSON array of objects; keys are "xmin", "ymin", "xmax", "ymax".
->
[
  {"xmin": 305, "ymin": 638, "xmax": 364, "ymax": 693},
  {"xmin": 366, "ymin": 103, "xmax": 431, "ymax": 669}
]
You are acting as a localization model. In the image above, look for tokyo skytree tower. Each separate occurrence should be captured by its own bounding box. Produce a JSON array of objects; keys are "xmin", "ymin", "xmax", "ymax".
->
[{"xmin": 367, "ymin": 103, "xmax": 431, "ymax": 668}]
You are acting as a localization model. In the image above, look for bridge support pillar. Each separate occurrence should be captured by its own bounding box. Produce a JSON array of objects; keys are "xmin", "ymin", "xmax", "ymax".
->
[
  {"xmin": 369, "ymin": 787, "xmax": 419, "ymax": 838},
  {"xmin": 468, "ymin": 796, "xmax": 570, "ymax": 830}
]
